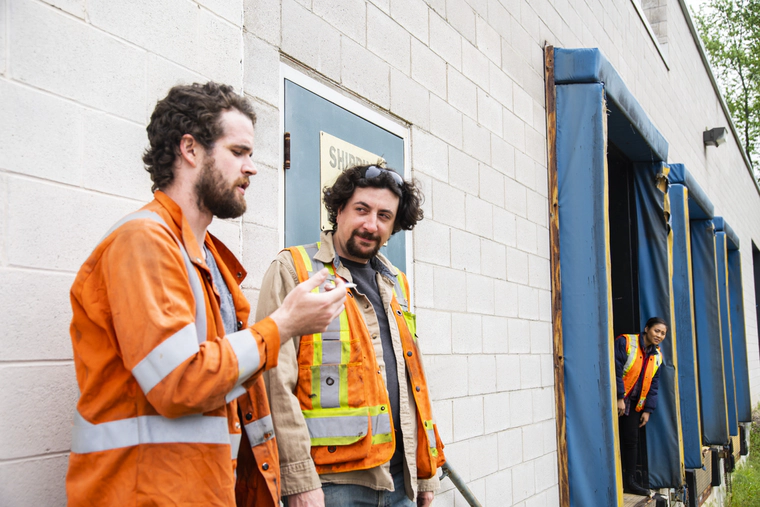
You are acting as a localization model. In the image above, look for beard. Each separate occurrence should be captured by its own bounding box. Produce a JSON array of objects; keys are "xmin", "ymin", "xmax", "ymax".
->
[
  {"xmin": 345, "ymin": 229, "xmax": 383, "ymax": 260},
  {"xmin": 195, "ymin": 157, "xmax": 248, "ymax": 219}
]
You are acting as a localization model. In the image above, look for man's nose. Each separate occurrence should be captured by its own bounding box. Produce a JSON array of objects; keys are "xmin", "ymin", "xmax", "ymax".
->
[
  {"xmin": 243, "ymin": 158, "xmax": 257, "ymax": 176},
  {"xmin": 363, "ymin": 214, "xmax": 378, "ymax": 232}
]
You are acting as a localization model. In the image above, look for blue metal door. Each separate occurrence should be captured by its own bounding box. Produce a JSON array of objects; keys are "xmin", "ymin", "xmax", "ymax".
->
[{"xmin": 284, "ymin": 80, "xmax": 406, "ymax": 267}]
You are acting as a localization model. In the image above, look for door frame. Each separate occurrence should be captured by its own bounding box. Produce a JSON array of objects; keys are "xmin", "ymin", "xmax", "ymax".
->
[{"xmin": 278, "ymin": 63, "xmax": 413, "ymax": 279}]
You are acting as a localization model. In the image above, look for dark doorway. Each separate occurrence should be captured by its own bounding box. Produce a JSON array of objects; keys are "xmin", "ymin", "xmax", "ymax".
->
[
  {"xmin": 608, "ymin": 142, "xmax": 640, "ymax": 336},
  {"xmin": 753, "ymin": 242, "xmax": 760, "ymax": 360}
]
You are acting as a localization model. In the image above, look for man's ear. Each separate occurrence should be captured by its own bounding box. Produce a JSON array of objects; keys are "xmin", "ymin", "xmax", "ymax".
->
[{"xmin": 178, "ymin": 134, "xmax": 201, "ymax": 167}]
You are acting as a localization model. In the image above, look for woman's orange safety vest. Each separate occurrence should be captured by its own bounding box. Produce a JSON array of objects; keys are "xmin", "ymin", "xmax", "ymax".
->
[
  {"xmin": 620, "ymin": 333, "xmax": 663, "ymax": 412},
  {"xmin": 287, "ymin": 243, "xmax": 446, "ymax": 479}
]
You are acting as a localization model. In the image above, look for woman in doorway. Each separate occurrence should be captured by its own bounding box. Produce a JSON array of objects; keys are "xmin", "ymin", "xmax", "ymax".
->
[{"xmin": 615, "ymin": 317, "xmax": 667, "ymax": 497}]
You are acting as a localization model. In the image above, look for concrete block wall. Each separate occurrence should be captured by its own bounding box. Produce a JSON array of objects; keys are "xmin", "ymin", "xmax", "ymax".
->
[{"xmin": 2, "ymin": 0, "xmax": 760, "ymax": 506}]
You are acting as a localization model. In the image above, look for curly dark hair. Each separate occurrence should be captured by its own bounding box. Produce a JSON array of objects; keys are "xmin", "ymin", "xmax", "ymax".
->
[
  {"xmin": 142, "ymin": 82, "xmax": 257, "ymax": 192},
  {"xmin": 323, "ymin": 165, "xmax": 424, "ymax": 234}
]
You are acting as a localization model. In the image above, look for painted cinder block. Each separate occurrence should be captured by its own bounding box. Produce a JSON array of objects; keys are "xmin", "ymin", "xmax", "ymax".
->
[
  {"xmin": 198, "ymin": 0, "xmax": 242, "ymax": 26},
  {"xmin": 432, "ymin": 399, "xmax": 453, "ymax": 444},
  {"xmin": 426, "ymin": 354, "xmax": 468, "ymax": 399},
  {"xmin": 0, "ymin": 454, "xmax": 69, "ymax": 507},
  {"xmin": 468, "ymin": 355, "xmax": 497, "ymax": 395},
  {"xmin": 480, "ymin": 238, "xmax": 506, "ymax": 280},
  {"xmin": 534, "ymin": 452, "xmax": 559, "ymax": 493},
  {"xmin": 452, "ymin": 311, "xmax": 482, "ymax": 353},
  {"xmin": 240, "ymin": 223, "xmax": 278, "ymax": 290},
  {"xmin": 514, "ymin": 150, "xmax": 536, "ymax": 192},
  {"xmin": 475, "ymin": 14, "xmax": 501, "ymax": 65},
  {"xmin": 507, "ymin": 317, "xmax": 530, "ymax": 354},
  {"xmin": 517, "ymin": 284, "xmax": 539, "ymax": 320},
  {"xmin": 462, "ymin": 41, "xmax": 490, "ymax": 90},
  {"xmin": 242, "ymin": 163, "xmax": 278, "ymax": 228},
  {"xmin": 526, "ymin": 189, "xmax": 548, "ymax": 228},
  {"xmin": 525, "ymin": 126, "xmax": 546, "ymax": 166},
  {"xmin": 466, "ymin": 272, "xmax": 495, "ymax": 315},
  {"xmin": 520, "ymin": 355, "xmax": 541, "ymax": 389},
  {"xmin": 207, "ymin": 217, "xmax": 242, "ymax": 257},
  {"xmin": 10, "ymin": 0, "xmax": 146, "ymax": 122},
  {"xmin": 87, "ymin": 0, "xmax": 197, "ymax": 72},
  {"xmin": 465, "ymin": 194, "xmax": 493, "ymax": 238},
  {"xmin": 243, "ymin": 0, "xmax": 280, "ymax": 46},
  {"xmin": 446, "ymin": 67, "xmax": 477, "ymax": 120},
  {"xmin": 0, "ymin": 80, "xmax": 83, "ymax": 185},
  {"xmin": 367, "ymin": 5, "xmax": 410, "ymax": 73},
  {"xmin": 247, "ymin": 98, "xmax": 280, "ymax": 172},
  {"xmin": 391, "ymin": 0, "xmax": 429, "ymax": 44},
  {"xmin": 485, "ymin": 469, "xmax": 513, "ymax": 507},
  {"xmin": 416, "ymin": 308, "xmax": 452, "ymax": 354},
  {"xmin": 340, "ymin": 36, "xmax": 391, "ymax": 109},
  {"xmin": 243, "ymin": 33, "xmax": 280, "ymax": 108},
  {"xmin": 414, "ymin": 218, "xmax": 451, "ymax": 266},
  {"xmin": 493, "ymin": 207, "xmax": 517, "ymax": 247},
  {"xmin": 445, "ymin": 0, "xmax": 476, "ymax": 45},
  {"xmin": 469, "ymin": 433, "xmax": 500, "ymax": 479},
  {"xmin": 82, "ymin": 110, "xmax": 153, "ymax": 202},
  {"xmin": 532, "ymin": 387, "xmax": 554, "ymax": 422},
  {"xmin": 540, "ymin": 354, "xmax": 554, "ymax": 387},
  {"xmin": 412, "ymin": 127, "xmax": 449, "ymax": 182},
  {"xmin": 477, "ymin": 89, "xmax": 504, "ymax": 136},
  {"xmin": 515, "ymin": 216, "xmax": 537, "ymax": 254},
  {"xmin": 528, "ymin": 254, "xmax": 550, "ymax": 290},
  {"xmin": 522, "ymin": 421, "xmax": 544, "ymax": 461},
  {"xmin": 411, "ymin": 38, "xmax": 446, "ymax": 100},
  {"xmin": 0, "ymin": 363, "xmax": 78, "ymax": 459},
  {"xmin": 483, "ymin": 391, "xmax": 510, "ymax": 433},
  {"xmin": 494, "ymin": 279, "xmax": 519, "ymax": 318},
  {"xmin": 0, "ymin": 269, "xmax": 74, "ymax": 361},
  {"xmin": 480, "ymin": 165, "xmax": 505, "ymax": 207},
  {"xmin": 506, "ymin": 247, "xmax": 529, "ymax": 285},
  {"xmin": 510, "ymin": 389, "xmax": 533, "ymax": 427},
  {"xmin": 511, "ymin": 458, "xmax": 537, "ymax": 502},
  {"xmin": 498, "ymin": 427, "xmax": 524, "ymax": 469},
  {"xmin": 0, "ymin": 175, "xmax": 7, "ymax": 266},
  {"xmin": 451, "ymin": 226, "xmax": 482, "ymax": 275},
  {"xmin": 496, "ymin": 354, "xmax": 520, "ymax": 391},
  {"xmin": 448, "ymin": 147, "xmax": 479, "ymax": 192},
  {"xmin": 530, "ymin": 320, "xmax": 552, "ymax": 354},
  {"xmin": 453, "ymin": 395, "xmax": 484, "ymax": 439},
  {"xmin": 0, "ymin": 0, "xmax": 6, "ymax": 74},
  {"xmin": 7, "ymin": 178, "xmax": 139, "ymax": 272},
  {"xmin": 313, "ymin": 0, "xmax": 367, "ymax": 44},
  {"xmin": 463, "ymin": 116, "xmax": 492, "ymax": 164},
  {"xmin": 281, "ymin": 0, "xmax": 341, "ymax": 81},
  {"xmin": 432, "ymin": 180, "xmax": 466, "ymax": 229},
  {"xmin": 198, "ymin": 11, "xmax": 243, "ymax": 88},
  {"xmin": 483, "ymin": 315, "xmax": 509, "ymax": 354},
  {"xmin": 146, "ymin": 55, "xmax": 207, "ymax": 123},
  {"xmin": 430, "ymin": 95, "xmax": 464, "ymax": 149},
  {"xmin": 390, "ymin": 69, "xmax": 430, "ymax": 130},
  {"xmin": 490, "ymin": 62, "xmax": 515, "ymax": 109},
  {"xmin": 503, "ymin": 107, "xmax": 527, "ymax": 154},
  {"xmin": 412, "ymin": 261, "xmax": 435, "ymax": 309}
]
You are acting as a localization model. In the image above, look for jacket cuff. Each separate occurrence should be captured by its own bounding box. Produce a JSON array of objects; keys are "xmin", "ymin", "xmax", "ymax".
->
[
  {"xmin": 280, "ymin": 458, "xmax": 322, "ymax": 496},
  {"xmin": 252, "ymin": 317, "xmax": 280, "ymax": 370},
  {"xmin": 418, "ymin": 475, "xmax": 439, "ymax": 493}
]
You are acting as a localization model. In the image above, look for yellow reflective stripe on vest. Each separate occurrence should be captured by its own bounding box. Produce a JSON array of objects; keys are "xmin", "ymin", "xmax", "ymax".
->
[
  {"xmin": 621, "ymin": 334, "xmax": 639, "ymax": 376},
  {"xmin": 423, "ymin": 419, "xmax": 437, "ymax": 455},
  {"xmin": 303, "ymin": 405, "xmax": 392, "ymax": 446}
]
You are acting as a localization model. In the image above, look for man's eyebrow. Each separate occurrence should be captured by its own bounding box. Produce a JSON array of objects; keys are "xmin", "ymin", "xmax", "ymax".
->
[
  {"xmin": 228, "ymin": 143, "xmax": 253, "ymax": 152},
  {"xmin": 354, "ymin": 200, "xmax": 395, "ymax": 215}
]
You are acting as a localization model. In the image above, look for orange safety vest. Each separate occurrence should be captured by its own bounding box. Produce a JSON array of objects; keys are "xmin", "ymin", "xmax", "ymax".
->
[
  {"xmin": 287, "ymin": 243, "xmax": 446, "ymax": 479},
  {"xmin": 620, "ymin": 333, "xmax": 663, "ymax": 412},
  {"xmin": 66, "ymin": 193, "xmax": 280, "ymax": 507}
]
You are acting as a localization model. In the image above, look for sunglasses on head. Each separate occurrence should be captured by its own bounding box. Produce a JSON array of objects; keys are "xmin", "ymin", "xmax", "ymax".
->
[{"xmin": 360, "ymin": 165, "xmax": 404, "ymax": 188}]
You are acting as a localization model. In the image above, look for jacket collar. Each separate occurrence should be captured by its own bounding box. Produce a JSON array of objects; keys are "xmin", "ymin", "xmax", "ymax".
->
[
  {"xmin": 151, "ymin": 191, "xmax": 247, "ymax": 283},
  {"xmin": 314, "ymin": 231, "xmax": 397, "ymax": 281}
]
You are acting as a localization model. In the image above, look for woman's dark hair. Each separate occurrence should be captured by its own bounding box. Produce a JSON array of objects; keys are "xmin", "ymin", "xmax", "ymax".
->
[
  {"xmin": 644, "ymin": 317, "xmax": 668, "ymax": 331},
  {"xmin": 323, "ymin": 165, "xmax": 424, "ymax": 234},
  {"xmin": 142, "ymin": 82, "xmax": 257, "ymax": 192}
]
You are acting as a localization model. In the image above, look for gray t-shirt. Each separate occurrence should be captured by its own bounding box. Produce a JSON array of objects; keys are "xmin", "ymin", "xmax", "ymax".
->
[
  {"xmin": 340, "ymin": 257, "xmax": 404, "ymax": 474},
  {"xmin": 204, "ymin": 245, "xmax": 236, "ymax": 335}
]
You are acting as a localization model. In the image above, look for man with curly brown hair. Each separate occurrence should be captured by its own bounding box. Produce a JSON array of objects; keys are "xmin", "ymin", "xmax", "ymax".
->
[
  {"xmin": 258, "ymin": 165, "xmax": 446, "ymax": 507},
  {"xmin": 65, "ymin": 82, "xmax": 347, "ymax": 507}
]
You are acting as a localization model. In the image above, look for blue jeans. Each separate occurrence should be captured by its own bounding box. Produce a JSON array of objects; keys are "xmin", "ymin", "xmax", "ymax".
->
[{"xmin": 320, "ymin": 471, "xmax": 414, "ymax": 507}]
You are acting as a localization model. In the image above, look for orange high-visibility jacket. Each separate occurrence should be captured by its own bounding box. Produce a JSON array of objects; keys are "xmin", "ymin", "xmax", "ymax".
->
[
  {"xmin": 620, "ymin": 333, "xmax": 663, "ymax": 412},
  {"xmin": 66, "ymin": 191, "xmax": 280, "ymax": 506},
  {"xmin": 286, "ymin": 243, "xmax": 445, "ymax": 479}
]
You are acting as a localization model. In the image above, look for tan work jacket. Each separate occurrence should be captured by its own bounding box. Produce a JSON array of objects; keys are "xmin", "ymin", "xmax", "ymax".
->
[
  {"xmin": 67, "ymin": 191, "xmax": 281, "ymax": 506},
  {"xmin": 258, "ymin": 231, "xmax": 439, "ymax": 500}
]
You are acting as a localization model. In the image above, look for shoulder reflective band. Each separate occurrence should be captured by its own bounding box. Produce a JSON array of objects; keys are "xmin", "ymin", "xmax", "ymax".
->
[
  {"xmin": 391, "ymin": 269, "xmax": 409, "ymax": 311},
  {"xmin": 100, "ymin": 211, "xmax": 207, "ymax": 346},
  {"xmin": 244, "ymin": 414, "xmax": 276, "ymax": 446},
  {"xmin": 224, "ymin": 328, "xmax": 262, "ymax": 403},
  {"xmin": 70, "ymin": 411, "xmax": 230, "ymax": 454},
  {"xmin": 622, "ymin": 334, "xmax": 639, "ymax": 376}
]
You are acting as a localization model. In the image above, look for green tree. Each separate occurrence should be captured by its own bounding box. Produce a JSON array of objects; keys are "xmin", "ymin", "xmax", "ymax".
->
[{"xmin": 694, "ymin": 0, "xmax": 760, "ymax": 174}]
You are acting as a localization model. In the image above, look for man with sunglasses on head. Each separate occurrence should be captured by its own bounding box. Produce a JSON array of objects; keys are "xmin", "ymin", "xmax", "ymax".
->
[{"xmin": 257, "ymin": 165, "xmax": 446, "ymax": 507}]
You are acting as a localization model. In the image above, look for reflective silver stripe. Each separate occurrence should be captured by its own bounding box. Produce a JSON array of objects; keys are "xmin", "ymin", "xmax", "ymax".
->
[
  {"xmin": 225, "ymin": 385, "xmax": 247, "ymax": 404},
  {"xmin": 71, "ymin": 411, "xmax": 229, "ymax": 454},
  {"xmin": 321, "ymin": 341, "xmax": 344, "ymax": 364},
  {"xmin": 230, "ymin": 432, "xmax": 242, "ymax": 460},
  {"xmin": 131, "ymin": 323, "xmax": 200, "ymax": 394},
  {"xmin": 100, "ymin": 211, "xmax": 207, "ymax": 345},
  {"xmin": 392, "ymin": 273, "xmax": 408, "ymax": 311},
  {"xmin": 244, "ymin": 414, "xmax": 275, "ymax": 446},
  {"xmin": 319, "ymin": 364, "xmax": 341, "ymax": 408},
  {"xmin": 426, "ymin": 428, "xmax": 436, "ymax": 447},
  {"xmin": 305, "ymin": 415, "xmax": 368, "ymax": 439},
  {"xmin": 225, "ymin": 328, "xmax": 261, "ymax": 401},
  {"xmin": 622, "ymin": 335, "xmax": 639, "ymax": 375},
  {"xmin": 371, "ymin": 411, "xmax": 392, "ymax": 436}
]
